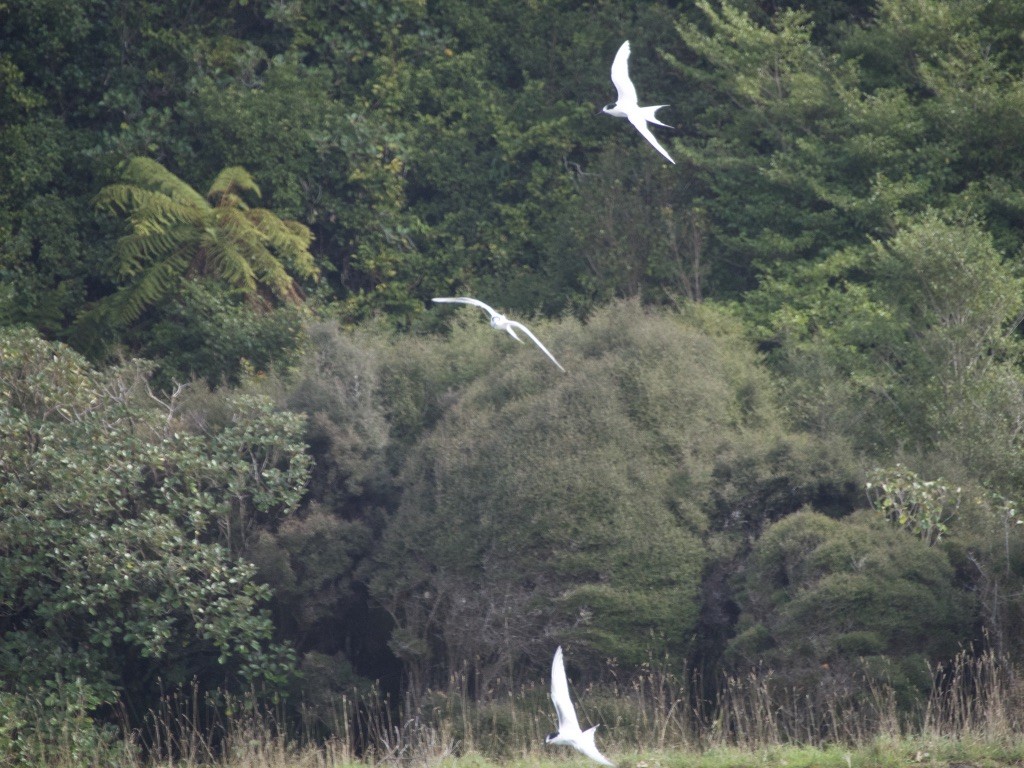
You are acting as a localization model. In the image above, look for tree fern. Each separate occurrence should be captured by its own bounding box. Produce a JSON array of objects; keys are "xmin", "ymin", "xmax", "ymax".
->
[
  {"xmin": 84, "ymin": 157, "xmax": 319, "ymax": 332},
  {"xmin": 113, "ymin": 229, "xmax": 190, "ymax": 277},
  {"xmin": 117, "ymin": 157, "xmax": 208, "ymax": 208},
  {"xmin": 114, "ymin": 253, "xmax": 192, "ymax": 324},
  {"xmin": 208, "ymin": 166, "xmax": 261, "ymax": 206}
]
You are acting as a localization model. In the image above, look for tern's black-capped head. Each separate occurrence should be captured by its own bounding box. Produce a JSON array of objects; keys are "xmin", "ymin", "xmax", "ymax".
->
[{"xmin": 546, "ymin": 732, "xmax": 559, "ymax": 743}]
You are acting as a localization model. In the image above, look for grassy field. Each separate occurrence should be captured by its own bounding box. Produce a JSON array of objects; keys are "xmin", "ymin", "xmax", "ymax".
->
[
  {"xmin": 9, "ymin": 650, "xmax": 1024, "ymax": 767},
  {"xmin": 30, "ymin": 735, "xmax": 1021, "ymax": 768}
]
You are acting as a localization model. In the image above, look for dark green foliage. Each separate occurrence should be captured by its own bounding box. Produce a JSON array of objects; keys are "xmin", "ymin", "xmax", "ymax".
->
[
  {"xmin": 0, "ymin": 327, "xmax": 309, "ymax": 715},
  {"xmin": 247, "ymin": 504, "xmax": 379, "ymax": 714},
  {"xmin": 371, "ymin": 305, "xmax": 706, "ymax": 687},
  {"xmin": 0, "ymin": 193, "xmax": 92, "ymax": 335},
  {"xmin": 671, "ymin": 2, "xmax": 864, "ymax": 290},
  {"xmin": 273, "ymin": 322, "xmax": 393, "ymax": 507},
  {"xmin": 142, "ymin": 281, "xmax": 308, "ymax": 389},
  {"xmin": 7, "ymin": 0, "xmax": 1024, "ymax": 742},
  {"xmin": 239, "ymin": 322, "xmax": 397, "ymax": 711},
  {"xmin": 547, "ymin": 148, "xmax": 703, "ymax": 311},
  {"xmin": 369, "ymin": 302, "xmax": 852, "ymax": 688},
  {"xmin": 749, "ymin": 210, "xmax": 1024, "ymax": 489},
  {"xmin": 667, "ymin": 0, "xmax": 1024, "ymax": 310},
  {"xmin": 945, "ymin": 493, "xmax": 1024, "ymax": 662},
  {"xmin": 729, "ymin": 508, "xmax": 969, "ymax": 708}
]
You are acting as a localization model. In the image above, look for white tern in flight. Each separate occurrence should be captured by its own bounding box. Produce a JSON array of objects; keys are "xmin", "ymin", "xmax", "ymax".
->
[
  {"xmin": 431, "ymin": 297, "xmax": 566, "ymax": 372},
  {"xmin": 601, "ymin": 40, "xmax": 675, "ymax": 164},
  {"xmin": 545, "ymin": 646, "xmax": 614, "ymax": 766}
]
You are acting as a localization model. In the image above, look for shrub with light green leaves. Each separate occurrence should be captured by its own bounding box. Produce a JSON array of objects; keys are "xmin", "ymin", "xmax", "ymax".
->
[{"xmin": 0, "ymin": 327, "xmax": 309, "ymax": 723}]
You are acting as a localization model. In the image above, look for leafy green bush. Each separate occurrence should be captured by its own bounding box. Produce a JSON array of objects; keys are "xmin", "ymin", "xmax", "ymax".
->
[
  {"xmin": 0, "ymin": 327, "xmax": 310, "ymax": 725},
  {"xmin": 729, "ymin": 508, "xmax": 970, "ymax": 712},
  {"xmin": 370, "ymin": 302, "xmax": 853, "ymax": 688},
  {"xmin": 141, "ymin": 281, "xmax": 308, "ymax": 389}
]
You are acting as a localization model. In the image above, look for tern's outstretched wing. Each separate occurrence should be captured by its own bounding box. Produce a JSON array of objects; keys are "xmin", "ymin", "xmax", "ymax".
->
[
  {"xmin": 628, "ymin": 114, "xmax": 675, "ymax": 164},
  {"xmin": 508, "ymin": 321, "xmax": 566, "ymax": 372},
  {"xmin": 551, "ymin": 647, "xmax": 581, "ymax": 733},
  {"xmin": 432, "ymin": 296, "xmax": 500, "ymax": 320},
  {"xmin": 578, "ymin": 727, "xmax": 615, "ymax": 767},
  {"xmin": 609, "ymin": 41, "xmax": 637, "ymax": 106}
]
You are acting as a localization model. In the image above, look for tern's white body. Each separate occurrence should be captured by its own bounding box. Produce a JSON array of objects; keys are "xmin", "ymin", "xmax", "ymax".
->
[
  {"xmin": 545, "ymin": 646, "xmax": 614, "ymax": 766},
  {"xmin": 601, "ymin": 40, "xmax": 675, "ymax": 164},
  {"xmin": 431, "ymin": 297, "xmax": 566, "ymax": 372}
]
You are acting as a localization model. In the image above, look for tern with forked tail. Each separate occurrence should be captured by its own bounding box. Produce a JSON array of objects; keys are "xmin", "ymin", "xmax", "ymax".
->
[
  {"xmin": 601, "ymin": 40, "xmax": 675, "ymax": 164},
  {"xmin": 545, "ymin": 646, "xmax": 614, "ymax": 766}
]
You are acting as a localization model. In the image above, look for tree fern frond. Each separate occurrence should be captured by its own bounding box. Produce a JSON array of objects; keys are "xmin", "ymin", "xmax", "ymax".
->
[
  {"xmin": 246, "ymin": 210, "xmax": 318, "ymax": 281},
  {"xmin": 208, "ymin": 166, "xmax": 260, "ymax": 206},
  {"xmin": 201, "ymin": 233, "xmax": 257, "ymax": 293},
  {"xmin": 97, "ymin": 185, "xmax": 205, "ymax": 234},
  {"xmin": 251, "ymin": 209, "xmax": 315, "ymax": 251},
  {"xmin": 114, "ymin": 229, "xmax": 193, "ymax": 277},
  {"xmin": 281, "ymin": 218, "xmax": 315, "ymax": 247},
  {"xmin": 279, "ymin": 249, "xmax": 319, "ymax": 283},
  {"xmin": 232, "ymin": 234, "xmax": 291, "ymax": 294},
  {"xmin": 272, "ymin": 248, "xmax": 318, "ymax": 283},
  {"xmin": 225, "ymin": 219, "xmax": 296, "ymax": 301},
  {"xmin": 216, "ymin": 208, "xmax": 267, "ymax": 250},
  {"xmin": 100, "ymin": 253, "xmax": 190, "ymax": 326},
  {"xmin": 117, "ymin": 157, "xmax": 208, "ymax": 208},
  {"xmin": 213, "ymin": 191, "xmax": 249, "ymax": 212},
  {"xmin": 95, "ymin": 184, "xmax": 167, "ymax": 218},
  {"xmin": 94, "ymin": 183, "xmax": 139, "ymax": 216},
  {"xmin": 247, "ymin": 246, "xmax": 295, "ymax": 301}
]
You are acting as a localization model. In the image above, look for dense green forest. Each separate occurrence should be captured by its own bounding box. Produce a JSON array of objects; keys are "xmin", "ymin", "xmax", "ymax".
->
[{"xmin": 4, "ymin": 0, "xmax": 1024, "ymax": 757}]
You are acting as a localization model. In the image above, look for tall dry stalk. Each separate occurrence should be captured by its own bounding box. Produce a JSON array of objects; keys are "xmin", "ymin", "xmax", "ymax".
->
[
  {"xmin": 924, "ymin": 648, "xmax": 1023, "ymax": 741},
  {"xmin": 22, "ymin": 650, "xmax": 1024, "ymax": 766}
]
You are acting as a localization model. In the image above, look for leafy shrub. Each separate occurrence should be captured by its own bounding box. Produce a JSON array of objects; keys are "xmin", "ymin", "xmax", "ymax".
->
[
  {"xmin": 370, "ymin": 301, "xmax": 854, "ymax": 688},
  {"xmin": 729, "ymin": 508, "xmax": 970, "ymax": 712},
  {"xmin": 0, "ymin": 327, "xmax": 309, "ymax": 725}
]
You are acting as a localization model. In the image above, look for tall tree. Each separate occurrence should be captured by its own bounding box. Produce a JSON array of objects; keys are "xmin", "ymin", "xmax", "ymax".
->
[{"xmin": 750, "ymin": 210, "xmax": 1024, "ymax": 487}]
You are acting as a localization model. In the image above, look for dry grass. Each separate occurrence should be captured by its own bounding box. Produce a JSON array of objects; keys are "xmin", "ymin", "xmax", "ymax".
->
[
  {"xmin": 8, "ymin": 651, "xmax": 1024, "ymax": 767},
  {"xmin": 923, "ymin": 649, "xmax": 1024, "ymax": 741}
]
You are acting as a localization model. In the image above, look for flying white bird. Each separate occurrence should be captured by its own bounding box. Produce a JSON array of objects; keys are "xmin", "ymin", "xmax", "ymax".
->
[
  {"xmin": 601, "ymin": 40, "xmax": 675, "ymax": 164},
  {"xmin": 545, "ymin": 646, "xmax": 614, "ymax": 767},
  {"xmin": 431, "ymin": 297, "xmax": 566, "ymax": 372}
]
